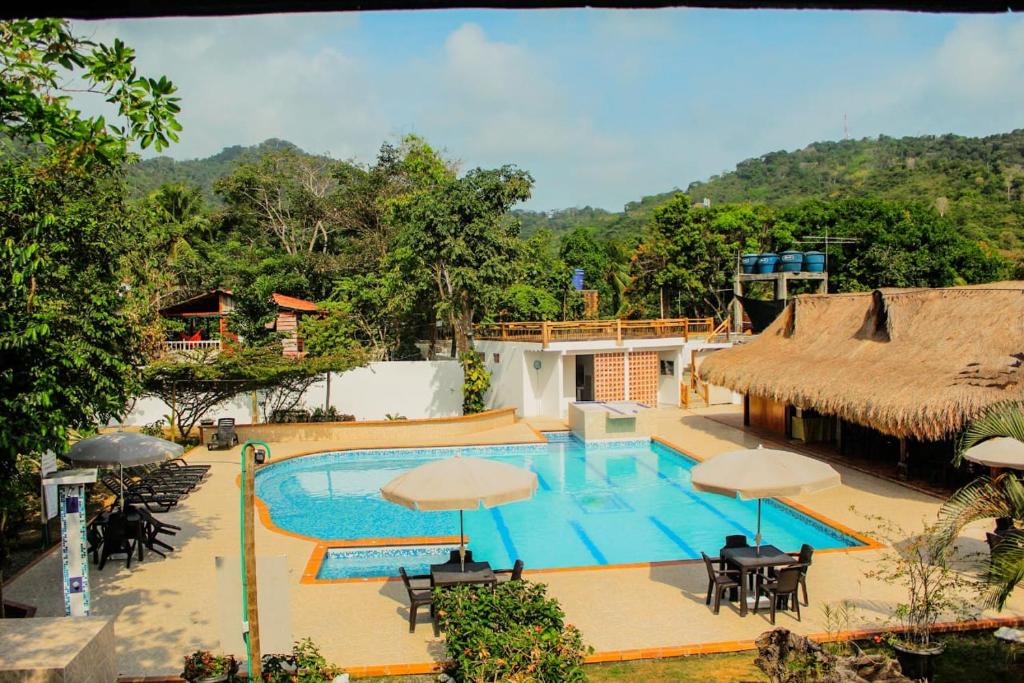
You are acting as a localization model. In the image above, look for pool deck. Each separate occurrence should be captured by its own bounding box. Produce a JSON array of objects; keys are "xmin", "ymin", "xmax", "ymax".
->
[{"xmin": 8, "ymin": 406, "xmax": 1024, "ymax": 678}]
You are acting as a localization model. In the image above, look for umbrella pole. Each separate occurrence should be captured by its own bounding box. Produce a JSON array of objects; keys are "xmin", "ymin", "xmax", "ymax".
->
[
  {"xmin": 120, "ymin": 463, "xmax": 125, "ymax": 511},
  {"xmin": 459, "ymin": 510, "xmax": 465, "ymax": 571},
  {"xmin": 756, "ymin": 499, "xmax": 762, "ymax": 556}
]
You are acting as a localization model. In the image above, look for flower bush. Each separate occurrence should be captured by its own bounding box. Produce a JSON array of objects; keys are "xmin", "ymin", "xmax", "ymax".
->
[
  {"xmin": 261, "ymin": 637, "xmax": 345, "ymax": 683},
  {"xmin": 433, "ymin": 580, "xmax": 591, "ymax": 682},
  {"xmin": 181, "ymin": 651, "xmax": 237, "ymax": 681}
]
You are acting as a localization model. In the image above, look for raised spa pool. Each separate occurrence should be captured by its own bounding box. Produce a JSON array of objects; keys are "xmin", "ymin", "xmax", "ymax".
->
[{"xmin": 255, "ymin": 435, "xmax": 861, "ymax": 579}]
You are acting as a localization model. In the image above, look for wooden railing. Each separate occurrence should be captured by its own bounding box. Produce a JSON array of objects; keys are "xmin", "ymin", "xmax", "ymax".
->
[
  {"xmin": 475, "ymin": 317, "xmax": 717, "ymax": 347},
  {"xmin": 160, "ymin": 340, "xmax": 223, "ymax": 353}
]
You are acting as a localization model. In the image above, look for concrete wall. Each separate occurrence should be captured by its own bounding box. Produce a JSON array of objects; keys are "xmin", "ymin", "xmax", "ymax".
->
[
  {"xmin": 477, "ymin": 340, "xmax": 527, "ymax": 415},
  {"xmin": 115, "ymin": 360, "xmax": 463, "ymax": 427}
]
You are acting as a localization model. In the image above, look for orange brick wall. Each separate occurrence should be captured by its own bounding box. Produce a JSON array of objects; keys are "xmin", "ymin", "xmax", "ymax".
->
[
  {"xmin": 628, "ymin": 351, "xmax": 659, "ymax": 407},
  {"xmin": 594, "ymin": 352, "xmax": 625, "ymax": 401}
]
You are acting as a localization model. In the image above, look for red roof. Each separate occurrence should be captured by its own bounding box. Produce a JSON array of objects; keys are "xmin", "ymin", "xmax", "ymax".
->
[{"xmin": 272, "ymin": 293, "xmax": 318, "ymax": 312}]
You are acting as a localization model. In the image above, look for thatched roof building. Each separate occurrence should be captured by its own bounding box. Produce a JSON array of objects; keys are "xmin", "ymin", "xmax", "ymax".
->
[{"xmin": 699, "ymin": 282, "xmax": 1024, "ymax": 441}]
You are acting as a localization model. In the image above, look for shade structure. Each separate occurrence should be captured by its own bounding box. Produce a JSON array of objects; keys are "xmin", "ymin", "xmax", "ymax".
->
[
  {"xmin": 380, "ymin": 455, "xmax": 538, "ymax": 568},
  {"xmin": 67, "ymin": 432, "xmax": 184, "ymax": 507},
  {"xmin": 963, "ymin": 437, "xmax": 1024, "ymax": 470},
  {"xmin": 690, "ymin": 446, "xmax": 841, "ymax": 552}
]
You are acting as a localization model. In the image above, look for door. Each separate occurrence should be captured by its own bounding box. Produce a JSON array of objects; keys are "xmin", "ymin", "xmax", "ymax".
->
[{"xmin": 575, "ymin": 355, "xmax": 595, "ymax": 401}]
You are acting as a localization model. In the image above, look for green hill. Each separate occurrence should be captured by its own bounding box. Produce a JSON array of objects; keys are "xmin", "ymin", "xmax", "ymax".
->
[
  {"xmin": 126, "ymin": 138, "xmax": 301, "ymax": 201},
  {"xmin": 127, "ymin": 131, "xmax": 1024, "ymax": 252},
  {"xmin": 686, "ymin": 131, "xmax": 1024, "ymax": 250}
]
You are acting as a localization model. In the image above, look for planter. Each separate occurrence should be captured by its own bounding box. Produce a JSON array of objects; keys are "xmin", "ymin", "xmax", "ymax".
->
[{"xmin": 893, "ymin": 641, "xmax": 945, "ymax": 682}]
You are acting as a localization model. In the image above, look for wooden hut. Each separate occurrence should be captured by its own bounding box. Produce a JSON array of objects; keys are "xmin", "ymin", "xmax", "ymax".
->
[{"xmin": 699, "ymin": 282, "xmax": 1024, "ymax": 481}]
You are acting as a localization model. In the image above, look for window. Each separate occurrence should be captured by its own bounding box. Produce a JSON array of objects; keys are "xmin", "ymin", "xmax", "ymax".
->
[{"xmin": 660, "ymin": 360, "xmax": 675, "ymax": 376}]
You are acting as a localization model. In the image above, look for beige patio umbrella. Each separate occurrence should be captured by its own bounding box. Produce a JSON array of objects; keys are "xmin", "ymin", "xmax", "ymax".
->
[
  {"xmin": 690, "ymin": 446, "xmax": 841, "ymax": 554},
  {"xmin": 381, "ymin": 455, "xmax": 538, "ymax": 569},
  {"xmin": 963, "ymin": 437, "xmax": 1024, "ymax": 470}
]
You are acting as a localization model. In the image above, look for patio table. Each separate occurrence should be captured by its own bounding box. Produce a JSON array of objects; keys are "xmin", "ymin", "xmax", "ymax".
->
[
  {"xmin": 721, "ymin": 544, "xmax": 794, "ymax": 616},
  {"xmin": 430, "ymin": 561, "xmax": 496, "ymax": 588}
]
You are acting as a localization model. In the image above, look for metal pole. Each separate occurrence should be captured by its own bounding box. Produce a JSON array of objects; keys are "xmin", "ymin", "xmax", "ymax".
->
[
  {"xmin": 459, "ymin": 510, "xmax": 465, "ymax": 571},
  {"xmin": 756, "ymin": 499, "xmax": 762, "ymax": 556}
]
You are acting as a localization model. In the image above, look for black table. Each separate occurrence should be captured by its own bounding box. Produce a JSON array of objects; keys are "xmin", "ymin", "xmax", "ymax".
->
[
  {"xmin": 430, "ymin": 561, "xmax": 496, "ymax": 588},
  {"xmin": 721, "ymin": 545, "xmax": 794, "ymax": 616}
]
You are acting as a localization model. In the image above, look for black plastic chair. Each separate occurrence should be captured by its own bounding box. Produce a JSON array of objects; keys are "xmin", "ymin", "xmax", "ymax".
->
[
  {"xmin": 399, "ymin": 567, "xmax": 437, "ymax": 635},
  {"xmin": 207, "ymin": 418, "xmax": 239, "ymax": 450},
  {"xmin": 719, "ymin": 534, "xmax": 749, "ymax": 570},
  {"xmin": 754, "ymin": 564, "xmax": 805, "ymax": 624},
  {"xmin": 701, "ymin": 552, "xmax": 740, "ymax": 615},
  {"xmin": 495, "ymin": 559, "xmax": 524, "ymax": 583},
  {"xmin": 790, "ymin": 544, "xmax": 814, "ymax": 606},
  {"xmin": 97, "ymin": 513, "xmax": 141, "ymax": 570},
  {"xmin": 446, "ymin": 549, "xmax": 473, "ymax": 565}
]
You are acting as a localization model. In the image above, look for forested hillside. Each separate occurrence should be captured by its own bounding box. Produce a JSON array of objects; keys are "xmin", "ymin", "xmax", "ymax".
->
[{"xmin": 686, "ymin": 131, "xmax": 1024, "ymax": 250}]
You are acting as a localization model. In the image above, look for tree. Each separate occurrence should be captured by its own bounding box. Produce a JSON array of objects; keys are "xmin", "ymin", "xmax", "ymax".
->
[
  {"xmin": 215, "ymin": 149, "xmax": 343, "ymax": 256},
  {"xmin": 932, "ymin": 402, "xmax": 1024, "ymax": 610},
  {"xmin": 0, "ymin": 18, "xmax": 180, "ymax": 614},
  {"xmin": 228, "ymin": 278, "xmax": 280, "ymax": 347},
  {"xmin": 393, "ymin": 166, "xmax": 534, "ymax": 354},
  {"xmin": 141, "ymin": 345, "xmax": 363, "ymax": 439}
]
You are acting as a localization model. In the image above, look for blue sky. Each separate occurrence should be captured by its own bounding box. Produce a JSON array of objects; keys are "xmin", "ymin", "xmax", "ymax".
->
[{"xmin": 78, "ymin": 9, "xmax": 1024, "ymax": 210}]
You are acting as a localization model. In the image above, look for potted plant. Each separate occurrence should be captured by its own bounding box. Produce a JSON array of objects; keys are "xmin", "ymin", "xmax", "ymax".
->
[
  {"xmin": 181, "ymin": 650, "xmax": 237, "ymax": 683},
  {"xmin": 864, "ymin": 517, "xmax": 975, "ymax": 682}
]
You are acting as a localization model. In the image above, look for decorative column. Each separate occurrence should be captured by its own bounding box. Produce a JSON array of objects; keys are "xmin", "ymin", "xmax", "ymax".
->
[{"xmin": 45, "ymin": 469, "xmax": 98, "ymax": 617}]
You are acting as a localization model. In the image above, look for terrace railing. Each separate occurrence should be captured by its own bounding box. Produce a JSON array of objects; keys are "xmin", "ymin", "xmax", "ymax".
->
[
  {"xmin": 474, "ymin": 317, "xmax": 717, "ymax": 348},
  {"xmin": 159, "ymin": 339, "xmax": 224, "ymax": 354}
]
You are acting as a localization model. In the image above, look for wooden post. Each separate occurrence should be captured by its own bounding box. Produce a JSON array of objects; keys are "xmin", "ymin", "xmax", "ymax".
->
[
  {"xmin": 898, "ymin": 438, "xmax": 910, "ymax": 481},
  {"xmin": 242, "ymin": 444, "xmax": 263, "ymax": 681},
  {"xmin": 775, "ymin": 272, "xmax": 788, "ymax": 302},
  {"xmin": 615, "ymin": 319, "xmax": 622, "ymax": 346},
  {"xmin": 251, "ymin": 390, "xmax": 259, "ymax": 424},
  {"xmin": 732, "ymin": 271, "xmax": 743, "ymax": 334},
  {"xmin": 170, "ymin": 382, "xmax": 177, "ymax": 441},
  {"xmin": 541, "ymin": 321, "xmax": 550, "ymax": 348}
]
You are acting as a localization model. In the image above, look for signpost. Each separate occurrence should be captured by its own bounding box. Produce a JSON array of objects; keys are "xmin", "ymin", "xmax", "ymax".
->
[{"xmin": 239, "ymin": 440, "xmax": 271, "ymax": 681}]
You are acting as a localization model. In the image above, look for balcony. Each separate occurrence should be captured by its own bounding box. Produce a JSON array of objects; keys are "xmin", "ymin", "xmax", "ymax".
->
[
  {"xmin": 474, "ymin": 317, "xmax": 727, "ymax": 348},
  {"xmin": 158, "ymin": 339, "xmax": 224, "ymax": 355}
]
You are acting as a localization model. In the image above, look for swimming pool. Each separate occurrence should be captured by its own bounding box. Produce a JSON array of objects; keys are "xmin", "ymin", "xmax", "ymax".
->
[{"xmin": 255, "ymin": 435, "xmax": 862, "ymax": 579}]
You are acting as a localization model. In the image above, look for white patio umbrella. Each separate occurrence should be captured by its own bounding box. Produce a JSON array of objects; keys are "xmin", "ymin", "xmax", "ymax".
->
[
  {"xmin": 67, "ymin": 432, "xmax": 184, "ymax": 508},
  {"xmin": 690, "ymin": 446, "xmax": 841, "ymax": 554},
  {"xmin": 963, "ymin": 437, "xmax": 1024, "ymax": 470},
  {"xmin": 380, "ymin": 455, "xmax": 539, "ymax": 569}
]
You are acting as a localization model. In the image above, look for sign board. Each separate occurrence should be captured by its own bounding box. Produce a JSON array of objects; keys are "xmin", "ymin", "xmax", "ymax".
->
[
  {"xmin": 41, "ymin": 450, "xmax": 58, "ymax": 520},
  {"xmin": 215, "ymin": 555, "xmax": 292, "ymax": 656}
]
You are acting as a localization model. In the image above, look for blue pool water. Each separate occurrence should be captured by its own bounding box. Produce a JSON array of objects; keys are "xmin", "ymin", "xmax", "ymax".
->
[{"xmin": 255, "ymin": 436, "xmax": 861, "ymax": 578}]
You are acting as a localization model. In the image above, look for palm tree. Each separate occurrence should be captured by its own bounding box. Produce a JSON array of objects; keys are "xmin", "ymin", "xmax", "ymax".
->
[{"xmin": 933, "ymin": 401, "xmax": 1024, "ymax": 609}]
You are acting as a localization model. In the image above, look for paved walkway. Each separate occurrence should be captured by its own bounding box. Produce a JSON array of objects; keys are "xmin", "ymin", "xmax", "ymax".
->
[{"xmin": 8, "ymin": 406, "xmax": 1023, "ymax": 678}]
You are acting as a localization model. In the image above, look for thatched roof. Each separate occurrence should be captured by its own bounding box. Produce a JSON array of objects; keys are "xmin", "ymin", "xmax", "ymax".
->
[{"xmin": 699, "ymin": 282, "xmax": 1024, "ymax": 441}]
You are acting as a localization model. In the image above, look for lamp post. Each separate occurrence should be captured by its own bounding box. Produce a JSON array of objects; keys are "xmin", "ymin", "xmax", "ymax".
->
[{"xmin": 239, "ymin": 440, "xmax": 271, "ymax": 681}]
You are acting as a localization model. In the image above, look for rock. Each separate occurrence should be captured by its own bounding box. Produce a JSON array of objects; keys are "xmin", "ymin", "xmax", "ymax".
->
[{"xmin": 754, "ymin": 628, "xmax": 909, "ymax": 683}]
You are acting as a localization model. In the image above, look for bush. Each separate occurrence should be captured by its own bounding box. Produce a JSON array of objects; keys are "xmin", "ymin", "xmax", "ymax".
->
[
  {"xmin": 181, "ymin": 650, "xmax": 237, "ymax": 681},
  {"xmin": 434, "ymin": 581, "xmax": 591, "ymax": 682},
  {"xmin": 460, "ymin": 351, "xmax": 490, "ymax": 415},
  {"xmin": 261, "ymin": 637, "xmax": 344, "ymax": 682}
]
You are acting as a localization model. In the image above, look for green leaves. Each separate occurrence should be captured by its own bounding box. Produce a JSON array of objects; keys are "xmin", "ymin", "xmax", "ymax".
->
[
  {"xmin": 460, "ymin": 350, "xmax": 491, "ymax": 415},
  {"xmin": 433, "ymin": 581, "xmax": 591, "ymax": 682}
]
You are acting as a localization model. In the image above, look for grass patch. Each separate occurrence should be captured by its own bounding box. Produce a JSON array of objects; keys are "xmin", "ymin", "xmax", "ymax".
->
[{"xmin": 588, "ymin": 651, "xmax": 765, "ymax": 682}]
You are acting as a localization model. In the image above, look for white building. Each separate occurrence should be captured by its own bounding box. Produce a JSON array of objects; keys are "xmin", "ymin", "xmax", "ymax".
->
[{"xmin": 474, "ymin": 318, "xmax": 734, "ymax": 418}]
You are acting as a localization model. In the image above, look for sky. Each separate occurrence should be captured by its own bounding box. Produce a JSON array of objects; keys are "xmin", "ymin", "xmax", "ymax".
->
[{"xmin": 76, "ymin": 8, "xmax": 1024, "ymax": 211}]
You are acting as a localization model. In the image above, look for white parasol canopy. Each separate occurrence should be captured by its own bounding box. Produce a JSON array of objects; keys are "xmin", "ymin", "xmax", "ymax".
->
[
  {"xmin": 963, "ymin": 437, "xmax": 1024, "ymax": 470},
  {"xmin": 381, "ymin": 455, "xmax": 538, "ymax": 568},
  {"xmin": 690, "ymin": 446, "xmax": 841, "ymax": 552},
  {"xmin": 68, "ymin": 432, "xmax": 184, "ymax": 508}
]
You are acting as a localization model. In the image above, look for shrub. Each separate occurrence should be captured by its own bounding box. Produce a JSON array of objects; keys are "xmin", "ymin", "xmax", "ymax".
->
[
  {"xmin": 139, "ymin": 420, "xmax": 166, "ymax": 438},
  {"xmin": 181, "ymin": 650, "xmax": 237, "ymax": 681},
  {"xmin": 261, "ymin": 637, "xmax": 345, "ymax": 682},
  {"xmin": 460, "ymin": 351, "xmax": 490, "ymax": 415},
  {"xmin": 433, "ymin": 581, "xmax": 591, "ymax": 682}
]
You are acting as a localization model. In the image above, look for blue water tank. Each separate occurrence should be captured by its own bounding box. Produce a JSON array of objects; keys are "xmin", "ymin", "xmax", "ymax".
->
[
  {"xmin": 740, "ymin": 253, "xmax": 759, "ymax": 274},
  {"xmin": 572, "ymin": 268, "xmax": 585, "ymax": 290},
  {"xmin": 804, "ymin": 251, "xmax": 826, "ymax": 273},
  {"xmin": 779, "ymin": 250, "xmax": 804, "ymax": 273},
  {"xmin": 756, "ymin": 253, "xmax": 779, "ymax": 274}
]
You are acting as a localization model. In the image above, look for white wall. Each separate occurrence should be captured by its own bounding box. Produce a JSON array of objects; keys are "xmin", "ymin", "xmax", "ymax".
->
[
  {"xmin": 524, "ymin": 350, "xmax": 562, "ymax": 417},
  {"xmin": 658, "ymin": 349, "xmax": 682, "ymax": 407},
  {"xmin": 477, "ymin": 341, "xmax": 527, "ymax": 415},
  {"xmin": 115, "ymin": 360, "xmax": 464, "ymax": 426}
]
